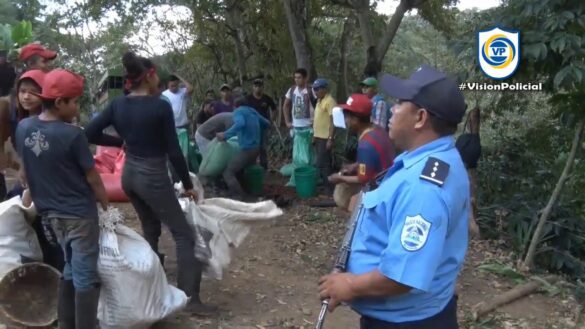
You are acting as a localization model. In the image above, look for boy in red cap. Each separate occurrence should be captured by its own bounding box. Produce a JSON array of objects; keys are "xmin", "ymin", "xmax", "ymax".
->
[
  {"xmin": 328, "ymin": 94, "xmax": 396, "ymax": 202},
  {"xmin": 19, "ymin": 43, "xmax": 57, "ymax": 72},
  {"xmin": 15, "ymin": 69, "xmax": 107, "ymax": 328}
]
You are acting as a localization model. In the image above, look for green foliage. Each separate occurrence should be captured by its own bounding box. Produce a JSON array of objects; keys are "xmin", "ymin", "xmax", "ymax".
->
[
  {"xmin": 504, "ymin": 0, "xmax": 585, "ymax": 117},
  {"xmin": 476, "ymin": 98, "xmax": 585, "ymax": 277},
  {"xmin": 477, "ymin": 262, "xmax": 525, "ymax": 281},
  {"xmin": 0, "ymin": 20, "xmax": 34, "ymax": 59}
]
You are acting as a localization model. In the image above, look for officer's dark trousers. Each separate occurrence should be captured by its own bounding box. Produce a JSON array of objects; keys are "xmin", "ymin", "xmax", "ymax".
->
[
  {"xmin": 122, "ymin": 153, "xmax": 204, "ymax": 298},
  {"xmin": 360, "ymin": 295, "xmax": 458, "ymax": 329}
]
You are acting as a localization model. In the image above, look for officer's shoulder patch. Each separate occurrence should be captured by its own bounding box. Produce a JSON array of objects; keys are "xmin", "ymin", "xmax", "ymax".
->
[
  {"xmin": 420, "ymin": 157, "xmax": 450, "ymax": 186},
  {"xmin": 401, "ymin": 215, "xmax": 432, "ymax": 251}
]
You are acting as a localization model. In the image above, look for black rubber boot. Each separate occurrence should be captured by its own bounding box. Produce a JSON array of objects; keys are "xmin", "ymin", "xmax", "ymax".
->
[
  {"xmin": 75, "ymin": 286, "xmax": 100, "ymax": 329},
  {"xmin": 186, "ymin": 261, "xmax": 218, "ymax": 317},
  {"xmin": 58, "ymin": 280, "xmax": 75, "ymax": 329}
]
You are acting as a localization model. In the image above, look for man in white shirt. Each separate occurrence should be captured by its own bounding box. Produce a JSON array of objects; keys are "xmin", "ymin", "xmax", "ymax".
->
[
  {"xmin": 283, "ymin": 68, "xmax": 316, "ymax": 184},
  {"xmin": 162, "ymin": 74, "xmax": 194, "ymax": 159}
]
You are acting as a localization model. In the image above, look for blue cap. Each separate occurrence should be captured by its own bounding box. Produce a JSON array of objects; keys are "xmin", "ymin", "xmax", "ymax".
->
[
  {"xmin": 312, "ymin": 78, "xmax": 329, "ymax": 89},
  {"xmin": 380, "ymin": 65, "xmax": 466, "ymax": 124}
]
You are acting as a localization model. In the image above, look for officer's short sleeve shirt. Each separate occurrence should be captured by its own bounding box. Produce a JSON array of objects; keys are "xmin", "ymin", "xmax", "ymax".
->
[{"xmin": 347, "ymin": 136, "xmax": 470, "ymax": 323}]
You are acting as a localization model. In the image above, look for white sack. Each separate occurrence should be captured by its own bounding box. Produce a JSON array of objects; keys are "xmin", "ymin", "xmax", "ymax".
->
[
  {"xmin": 0, "ymin": 196, "xmax": 42, "ymax": 277},
  {"xmin": 97, "ymin": 208, "xmax": 188, "ymax": 329},
  {"xmin": 179, "ymin": 197, "xmax": 283, "ymax": 280}
]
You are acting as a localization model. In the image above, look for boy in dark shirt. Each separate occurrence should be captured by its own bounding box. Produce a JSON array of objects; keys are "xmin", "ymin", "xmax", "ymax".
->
[{"xmin": 15, "ymin": 69, "xmax": 108, "ymax": 328}]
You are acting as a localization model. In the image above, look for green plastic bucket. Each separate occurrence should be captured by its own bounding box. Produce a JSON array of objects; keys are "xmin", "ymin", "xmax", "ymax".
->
[
  {"xmin": 294, "ymin": 166, "xmax": 316, "ymax": 198},
  {"xmin": 243, "ymin": 165, "xmax": 264, "ymax": 196}
]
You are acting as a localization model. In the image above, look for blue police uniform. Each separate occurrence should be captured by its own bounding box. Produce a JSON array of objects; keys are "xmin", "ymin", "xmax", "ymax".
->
[{"xmin": 347, "ymin": 135, "xmax": 469, "ymax": 324}]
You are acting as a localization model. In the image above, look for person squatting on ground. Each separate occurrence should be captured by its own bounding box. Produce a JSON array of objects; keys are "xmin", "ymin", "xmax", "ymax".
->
[
  {"xmin": 216, "ymin": 96, "xmax": 270, "ymax": 200},
  {"xmin": 328, "ymin": 94, "xmax": 395, "ymax": 209},
  {"xmin": 85, "ymin": 52, "xmax": 217, "ymax": 316},
  {"xmin": 246, "ymin": 78, "xmax": 277, "ymax": 169},
  {"xmin": 361, "ymin": 77, "xmax": 392, "ymax": 131},
  {"xmin": 311, "ymin": 78, "xmax": 336, "ymax": 193},
  {"xmin": 319, "ymin": 65, "xmax": 470, "ymax": 329},
  {"xmin": 15, "ymin": 69, "xmax": 108, "ymax": 328}
]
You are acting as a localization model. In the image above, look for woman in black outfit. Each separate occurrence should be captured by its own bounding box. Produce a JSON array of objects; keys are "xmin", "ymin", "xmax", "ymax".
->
[{"xmin": 86, "ymin": 52, "xmax": 216, "ymax": 315}]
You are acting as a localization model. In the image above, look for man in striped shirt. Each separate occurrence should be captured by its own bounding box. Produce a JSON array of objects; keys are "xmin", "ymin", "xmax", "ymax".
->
[{"xmin": 328, "ymin": 94, "xmax": 396, "ymax": 187}]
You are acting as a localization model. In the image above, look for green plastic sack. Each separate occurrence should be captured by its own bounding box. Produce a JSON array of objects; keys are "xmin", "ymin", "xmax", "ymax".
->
[
  {"xmin": 188, "ymin": 141, "xmax": 201, "ymax": 174},
  {"xmin": 176, "ymin": 128, "xmax": 189, "ymax": 159},
  {"xmin": 199, "ymin": 137, "xmax": 240, "ymax": 177},
  {"xmin": 280, "ymin": 163, "xmax": 294, "ymax": 177},
  {"xmin": 286, "ymin": 128, "xmax": 314, "ymax": 186}
]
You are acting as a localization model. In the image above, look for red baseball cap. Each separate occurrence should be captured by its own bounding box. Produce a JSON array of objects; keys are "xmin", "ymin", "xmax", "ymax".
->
[
  {"xmin": 339, "ymin": 94, "xmax": 373, "ymax": 117},
  {"xmin": 19, "ymin": 43, "xmax": 57, "ymax": 62},
  {"xmin": 18, "ymin": 70, "xmax": 46, "ymax": 89},
  {"xmin": 33, "ymin": 69, "xmax": 84, "ymax": 100}
]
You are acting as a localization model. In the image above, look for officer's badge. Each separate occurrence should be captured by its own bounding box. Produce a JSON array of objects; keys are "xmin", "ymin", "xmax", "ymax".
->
[
  {"xmin": 401, "ymin": 215, "xmax": 431, "ymax": 251},
  {"xmin": 358, "ymin": 163, "xmax": 366, "ymax": 176},
  {"xmin": 420, "ymin": 157, "xmax": 450, "ymax": 186}
]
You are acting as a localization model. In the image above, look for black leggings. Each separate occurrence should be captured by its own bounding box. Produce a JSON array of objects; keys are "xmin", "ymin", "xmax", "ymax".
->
[
  {"xmin": 360, "ymin": 296, "xmax": 458, "ymax": 329},
  {"xmin": 122, "ymin": 153, "xmax": 203, "ymax": 297}
]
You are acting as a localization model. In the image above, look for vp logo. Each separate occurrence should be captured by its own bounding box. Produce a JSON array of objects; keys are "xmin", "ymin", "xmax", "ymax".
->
[{"xmin": 478, "ymin": 26, "xmax": 520, "ymax": 80}]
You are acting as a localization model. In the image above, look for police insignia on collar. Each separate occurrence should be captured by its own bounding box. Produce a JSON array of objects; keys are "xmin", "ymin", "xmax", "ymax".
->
[
  {"xmin": 420, "ymin": 157, "xmax": 450, "ymax": 186},
  {"xmin": 401, "ymin": 215, "xmax": 431, "ymax": 251}
]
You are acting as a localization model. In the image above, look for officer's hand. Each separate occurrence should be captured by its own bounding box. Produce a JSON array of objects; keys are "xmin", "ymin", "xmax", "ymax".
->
[
  {"xmin": 318, "ymin": 273, "xmax": 356, "ymax": 312},
  {"xmin": 216, "ymin": 132, "xmax": 225, "ymax": 141}
]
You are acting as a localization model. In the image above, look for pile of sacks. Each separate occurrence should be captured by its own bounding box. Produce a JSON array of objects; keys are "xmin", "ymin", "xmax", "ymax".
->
[{"xmin": 94, "ymin": 146, "xmax": 129, "ymax": 202}]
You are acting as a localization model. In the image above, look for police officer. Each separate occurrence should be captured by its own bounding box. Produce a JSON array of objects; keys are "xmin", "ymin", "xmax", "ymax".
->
[{"xmin": 318, "ymin": 65, "xmax": 469, "ymax": 329}]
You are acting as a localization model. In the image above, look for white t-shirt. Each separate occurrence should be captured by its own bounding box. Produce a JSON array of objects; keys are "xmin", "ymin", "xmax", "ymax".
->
[
  {"xmin": 285, "ymin": 86, "xmax": 313, "ymax": 128},
  {"xmin": 162, "ymin": 87, "xmax": 189, "ymax": 127}
]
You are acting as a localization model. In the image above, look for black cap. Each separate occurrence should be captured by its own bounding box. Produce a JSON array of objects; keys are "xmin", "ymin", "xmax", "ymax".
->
[
  {"xmin": 253, "ymin": 78, "xmax": 263, "ymax": 86},
  {"xmin": 380, "ymin": 65, "xmax": 466, "ymax": 124}
]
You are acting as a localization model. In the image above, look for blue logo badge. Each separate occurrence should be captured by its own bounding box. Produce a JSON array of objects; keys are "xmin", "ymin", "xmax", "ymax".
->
[{"xmin": 478, "ymin": 26, "xmax": 520, "ymax": 80}]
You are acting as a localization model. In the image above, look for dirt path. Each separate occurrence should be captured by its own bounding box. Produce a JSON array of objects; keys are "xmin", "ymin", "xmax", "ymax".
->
[{"xmin": 114, "ymin": 195, "xmax": 580, "ymax": 329}]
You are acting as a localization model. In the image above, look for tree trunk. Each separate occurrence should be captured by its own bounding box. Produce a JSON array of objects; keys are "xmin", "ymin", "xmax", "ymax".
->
[
  {"xmin": 281, "ymin": 0, "xmax": 317, "ymax": 80},
  {"xmin": 336, "ymin": 17, "xmax": 354, "ymax": 101},
  {"xmin": 522, "ymin": 119, "xmax": 585, "ymax": 270},
  {"xmin": 225, "ymin": 1, "xmax": 248, "ymax": 86},
  {"xmin": 473, "ymin": 276, "xmax": 557, "ymax": 320},
  {"xmin": 355, "ymin": 7, "xmax": 374, "ymax": 63},
  {"xmin": 363, "ymin": 0, "xmax": 410, "ymax": 76}
]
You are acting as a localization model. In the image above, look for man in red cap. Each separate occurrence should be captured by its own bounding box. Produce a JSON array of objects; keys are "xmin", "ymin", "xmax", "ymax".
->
[
  {"xmin": 15, "ymin": 69, "xmax": 107, "ymax": 328},
  {"xmin": 328, "ymin": 94, "xmax": 395, "ymax": 205},
  {"xmin": 19, "ymin": 43, "xmax": 57, "ymax": 72}
]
